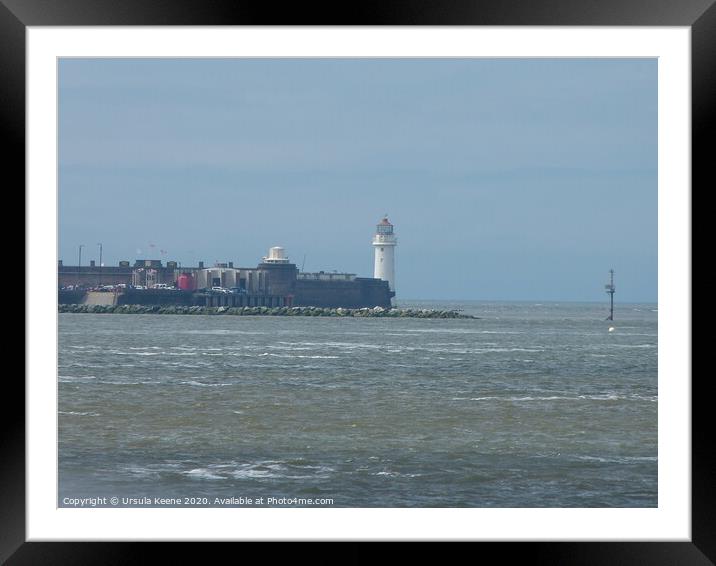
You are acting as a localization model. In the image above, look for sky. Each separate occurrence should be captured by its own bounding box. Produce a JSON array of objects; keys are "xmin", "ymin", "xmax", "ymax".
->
[{"xmin": 58, "ymin": 58, "xmax": 657, "ymax": 302}]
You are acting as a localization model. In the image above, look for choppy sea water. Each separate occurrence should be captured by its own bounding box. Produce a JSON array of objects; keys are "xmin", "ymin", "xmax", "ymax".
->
[{"xmin": 58, "ymin": 301, "xmax": 657, "ymax": 507}]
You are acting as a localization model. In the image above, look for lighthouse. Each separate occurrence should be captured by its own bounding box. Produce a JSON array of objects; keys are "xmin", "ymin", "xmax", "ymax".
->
[{"xmin": 372, "ymin": 215, "xmax": 397, "ymax": 299}]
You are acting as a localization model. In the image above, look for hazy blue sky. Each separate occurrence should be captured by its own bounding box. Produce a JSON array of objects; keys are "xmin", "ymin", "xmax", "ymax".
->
[{"xmin": 59, "ymin": 58, "xmax": 657, "ymax": 302}]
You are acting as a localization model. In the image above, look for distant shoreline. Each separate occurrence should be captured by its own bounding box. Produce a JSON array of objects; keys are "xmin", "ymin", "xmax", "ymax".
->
[{"xmin": 58, "ymin": 304, "xmax": 478, "ymax": 319}]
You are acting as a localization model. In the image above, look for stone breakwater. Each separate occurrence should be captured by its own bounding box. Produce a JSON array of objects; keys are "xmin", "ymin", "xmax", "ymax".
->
[{"xmin": 58, "ymin": 304, "xmax": 477, "ymax": 319}]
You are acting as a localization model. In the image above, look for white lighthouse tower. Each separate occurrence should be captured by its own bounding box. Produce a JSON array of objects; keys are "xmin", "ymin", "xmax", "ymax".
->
[{"xmin": 372, "ymin": 215, "xmax": 397, "ymax": 298}]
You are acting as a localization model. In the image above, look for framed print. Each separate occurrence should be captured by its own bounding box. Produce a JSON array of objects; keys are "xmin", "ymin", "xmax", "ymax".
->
[{"xmin": 7, "ymin": 0, "xmax": 711, "ymax": 563}]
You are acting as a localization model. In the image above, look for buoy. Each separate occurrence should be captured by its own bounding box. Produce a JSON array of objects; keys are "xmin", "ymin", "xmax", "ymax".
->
[{"xmin": 608, "ymin": 327, "xmax": 615, "ymax": 332}]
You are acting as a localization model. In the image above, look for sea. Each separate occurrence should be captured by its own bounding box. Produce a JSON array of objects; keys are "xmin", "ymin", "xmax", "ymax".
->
[{"xmin": 58, "ymin": 300, "xmax": 658, "ymax": 508}]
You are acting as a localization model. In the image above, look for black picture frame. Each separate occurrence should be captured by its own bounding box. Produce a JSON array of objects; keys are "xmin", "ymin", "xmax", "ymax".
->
[{"xmin": 6, "ymin": 0, "xmax": 710, "ymax": 563}]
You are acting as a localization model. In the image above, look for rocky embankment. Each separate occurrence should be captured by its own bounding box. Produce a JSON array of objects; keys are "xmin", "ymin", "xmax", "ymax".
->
[{"xmin": 58, "ymin": 304, "xmax": 477, "ymax": 319}]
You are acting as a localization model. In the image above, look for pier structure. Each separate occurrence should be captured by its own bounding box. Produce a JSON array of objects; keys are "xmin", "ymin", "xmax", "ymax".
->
[{"xmin": 58, "ymin": 218, "xmax": 396, "ymax": 309}]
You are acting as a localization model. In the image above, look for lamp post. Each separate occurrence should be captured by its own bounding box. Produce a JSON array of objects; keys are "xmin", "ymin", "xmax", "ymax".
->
[
  {"xmin": 97, "ymin": 243, "xmax": 103, "ymax": 286},
  {"xmin": 77, "ymin": 244, "xmax": 84, "ymax": 287}
]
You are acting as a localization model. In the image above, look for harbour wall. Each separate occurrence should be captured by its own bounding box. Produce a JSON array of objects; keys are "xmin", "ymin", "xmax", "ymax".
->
[
  {"xmin": 59, "ymin": 278, "xmax": 394, "ymax": 309},
  {"xmin": 58, "ymin": 289, "xmax": 289, "ymax": 308},
  {"xmin": 117, "ymin": 289, "xmax": 196, "ymax": 306},
  {"xmin": 293, "ymin": 278, "xmax": 393, "ymax": 309}
]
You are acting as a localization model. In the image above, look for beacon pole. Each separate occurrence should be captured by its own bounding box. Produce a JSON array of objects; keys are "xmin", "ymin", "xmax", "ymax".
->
[{"xmin": 605, "ymin": 269, "xmax": 615, "ymax": 321}]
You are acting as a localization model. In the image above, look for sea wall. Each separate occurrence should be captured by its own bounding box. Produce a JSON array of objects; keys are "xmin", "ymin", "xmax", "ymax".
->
[
  {"xmin": 83, "ymin": 291, "xmax": 118, "ymax": 306},
  {"xmin": 58, "ymin": 289, "xmax": 87, "ymax": 304},
  {"xmin": 116, "ymin": 289, "xmax": 196, "ymax": 306},
  {"xmin": 59, "ymin": 275, "xmax": 394, "ymax": 309},
  {"xmin": 294, "ymin": 277, "xmax": 393, "ymax": 309},
  {"xmin": 58, "ymin": 304, "xmax": 476, "ymax": 318}
]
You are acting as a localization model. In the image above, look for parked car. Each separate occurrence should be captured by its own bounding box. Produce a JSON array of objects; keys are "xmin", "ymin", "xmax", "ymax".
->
[{"xmin": 211, "ymin": 286, "xmax": 229, "ymax": 293}]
